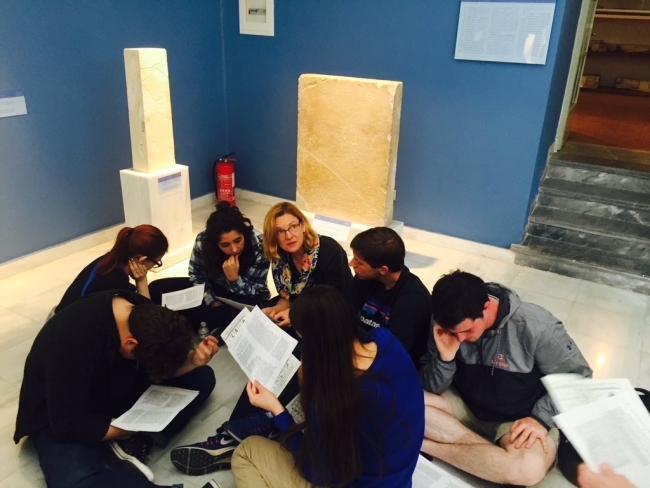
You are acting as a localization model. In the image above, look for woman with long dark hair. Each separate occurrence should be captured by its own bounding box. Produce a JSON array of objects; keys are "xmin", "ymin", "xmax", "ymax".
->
[
  {"xmin": 231, "ymin": 285, "xmax": 424, "ymax": 487},
  {"xmin": 55, "ymin": 225, "xmax": 168, "ymax": 313},
  {"xmin": 148, "ymin": 202, "xmax": 270, "ymax": 331}
]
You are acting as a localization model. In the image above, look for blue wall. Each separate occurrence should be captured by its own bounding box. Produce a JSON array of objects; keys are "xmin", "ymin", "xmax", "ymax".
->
[
  {"xmin": 1, "ymin": 1, "xmax": 580, "ymax": 264},
  {"xmin": 0, "ymin": 0, "xmax": 226, "ymax": 263},
  {"xmin": 223, "ymin": 0, "xmax": 577, "ymax": 248}
]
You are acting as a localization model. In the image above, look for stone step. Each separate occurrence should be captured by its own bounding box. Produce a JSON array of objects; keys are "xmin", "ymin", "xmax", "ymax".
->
[
  {"xmin": 543, "ymin": 158, "xmax": 650, "ymax": 210},
  {"xmin": 520, "ymin": 234, "xmax": 650, "ymax": 276},
  {"xmin": 523, "ymin": 221, "xmax": 650, "ymax": 261},
  {"xmin": 539, "ymin": 179, "xmax": 650, "ymax": 212},
  {"xmin": 511, "ymin": 244, "xmax": 650, "ymax": 295},
  {"xmin": 535, "ymin": 192, "xmax": 650, "ymax": 227},
  {"xmin": 547, "ymin": 157, "xmax": 650, "ymax": 190},
  {"xmin": 529, "ymin": 206, "xmax": 650, "ymax": 242},
  {"xmin": 549, "ymin": 152, "xmax": 650, "ymax": 175}
]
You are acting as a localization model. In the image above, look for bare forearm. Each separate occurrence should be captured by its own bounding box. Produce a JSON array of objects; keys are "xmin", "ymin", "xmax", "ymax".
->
[{"xmin": 135, "ymin": 278, "xmax": 150, "ymax": 299}]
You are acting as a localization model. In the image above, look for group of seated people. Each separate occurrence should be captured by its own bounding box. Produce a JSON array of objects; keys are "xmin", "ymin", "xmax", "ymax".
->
[{"xmin": 13, "ymin": 201, "xmax": 630, "ymax": 488}]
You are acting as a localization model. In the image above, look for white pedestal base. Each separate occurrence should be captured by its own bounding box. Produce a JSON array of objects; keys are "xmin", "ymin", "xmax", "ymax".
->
[
  {"xmin": 302, "ymin": 209, "xmax": 403, "ymax": 255},
  {"xmin": 120, "ymin": 165, "xmax": 194, "ymax": 270}
]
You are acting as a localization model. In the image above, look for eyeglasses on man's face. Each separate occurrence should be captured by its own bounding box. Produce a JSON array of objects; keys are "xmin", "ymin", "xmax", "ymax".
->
[{"xmin": 276, "ymin": 222, "xmax": 302, "ymax": 239}]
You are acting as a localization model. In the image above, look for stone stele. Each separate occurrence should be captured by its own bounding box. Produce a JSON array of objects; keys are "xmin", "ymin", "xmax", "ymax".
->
[
  {"xmin": 296, "ymin": 74, "xmax": 403, "ymax": 227},
  {"xmin": 124, "ymin": 48, "xmax": 175, "ymax": 173}
]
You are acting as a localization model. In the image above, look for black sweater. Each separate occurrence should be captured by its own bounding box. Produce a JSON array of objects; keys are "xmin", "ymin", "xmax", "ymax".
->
[
  {"xmin": 348, "ymin": 266, "xmax": 431, "ymax": 367},
  {"xmin": 55, "ymin": 255, "xmax": 135, "ymax": 313},
  {"xmin": 15, "ymin": 290, "xmax": 150, "ymax": 444}
]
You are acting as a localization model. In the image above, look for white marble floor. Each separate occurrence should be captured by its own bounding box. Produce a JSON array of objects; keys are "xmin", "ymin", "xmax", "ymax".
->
[{"xmin": 1, "ymin": 198, "xmax": 649, "ymax": 488}]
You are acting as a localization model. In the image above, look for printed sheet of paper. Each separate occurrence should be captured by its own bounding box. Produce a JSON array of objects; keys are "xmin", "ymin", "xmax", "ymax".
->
[
  {"xmin": 285, "ymin": 394, "xmax": 305, "ymax": 424},
  {"xmin": 161, "ymin": 283, "xmax": 205, "ymax": 311},
  {"xmin": 542, "ymin": 374, "xmax": 636, "ymax": 413},
  {"xmin": 412, "ymin": 455, "xmax": 474, "ymax": 488},
  {"xmin": 111, "ymin": 385, "xmax": 199, "ymax": 432},
  {"xmin": 222, "ymin": 307, "xmax": 300, "ymax": 396},
  {"xmin": 215, "ymin": 296, "xmax": 255, "ymax": 312},
  {"xmin": 554, "ymin": 389, "xmax": 650, "ymax": 487}
]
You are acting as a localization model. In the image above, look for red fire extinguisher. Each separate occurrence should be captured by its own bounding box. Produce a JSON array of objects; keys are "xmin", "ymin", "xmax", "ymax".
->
[{"xmin": 214, "ymin": 152, "xmax": 237, "ymax": 206}]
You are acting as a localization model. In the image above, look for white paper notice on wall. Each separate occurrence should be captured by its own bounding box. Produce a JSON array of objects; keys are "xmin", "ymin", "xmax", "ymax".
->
[
  {"xmin": 239, "ymin": 0, "xmax": 274, "ymax": 36},
  {"xmin": 0, "ymin": 90, "xmax": 27, "ymax": 119},
  {"xmin": 455, "ymin": 0, "xmax": 556, "ymax": 65},
  {"xmin": 158, "ymin": 172, "xmax": 181, "ymax": 194}
]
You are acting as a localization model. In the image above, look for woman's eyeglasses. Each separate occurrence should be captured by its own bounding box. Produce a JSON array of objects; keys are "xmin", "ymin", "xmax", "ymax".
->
[
  {"xmin": 276, "ymin": 222, "xmax": 302, "ymax": 239},
  {"xmin": 148, "ymin": 258, "xmax": 163, "ymax": 268}
]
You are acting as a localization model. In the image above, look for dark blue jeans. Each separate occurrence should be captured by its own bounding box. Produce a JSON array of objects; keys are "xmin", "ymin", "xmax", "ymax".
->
[
  {"xmin": 32, "ymin": 365, "xmax": 215, "ymax": 487},
  {"xmin": 32, "ymin": 429, "xmax": 159, "ymax": 488}
]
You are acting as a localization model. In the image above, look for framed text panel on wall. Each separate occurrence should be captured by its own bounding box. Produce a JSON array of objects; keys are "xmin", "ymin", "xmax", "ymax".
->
[{"xmin": 455, "ymin": 0, "xmax": 556, "ymax": 65}]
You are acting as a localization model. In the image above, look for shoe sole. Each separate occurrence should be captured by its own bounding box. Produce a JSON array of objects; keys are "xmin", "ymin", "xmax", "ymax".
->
[
  {"xmin": 108, "ymin": 441, "xmax": 155, "ymax": 482},
  {"xmin": 170, "ymin": 446, "xmax": 233, "ymax": 476}
]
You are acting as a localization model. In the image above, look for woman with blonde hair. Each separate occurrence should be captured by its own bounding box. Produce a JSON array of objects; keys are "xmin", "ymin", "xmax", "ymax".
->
[
  {"xmin": 261, "ymin": 202, "xmax": 351, "ymax": 326},
  {"xmin": 170, "ymin": 204, "xmax": 352, "ymax": 476}
]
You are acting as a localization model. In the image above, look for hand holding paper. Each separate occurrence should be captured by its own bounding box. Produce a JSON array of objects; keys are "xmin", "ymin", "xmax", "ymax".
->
[{"xmin": 246, "ymin": 380, "xmax": 284, "ymax": 416}]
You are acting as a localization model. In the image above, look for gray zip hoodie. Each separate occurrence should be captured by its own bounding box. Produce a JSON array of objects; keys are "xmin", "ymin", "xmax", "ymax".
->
[{"xmin": 420, "ymin": 284, "xmax": 592, "ymax": 429}]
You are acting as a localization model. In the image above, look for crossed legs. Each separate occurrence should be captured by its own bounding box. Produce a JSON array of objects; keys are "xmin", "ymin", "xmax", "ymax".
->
[{"xmin": 421, "ymin": 391, "xmax": 557, "ymax": 486}]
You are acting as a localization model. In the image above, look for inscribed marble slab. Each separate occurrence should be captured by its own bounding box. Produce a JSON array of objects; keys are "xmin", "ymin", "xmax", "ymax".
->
[{"xmin": 296, "ymin": 74, "xmax": 403, "ymax": 227}]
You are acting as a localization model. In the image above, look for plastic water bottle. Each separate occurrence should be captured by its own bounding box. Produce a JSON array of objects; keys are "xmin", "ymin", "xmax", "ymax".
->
[{"xmin": 198, "ymin": 321, "xmax": 209, "ymax": 340}]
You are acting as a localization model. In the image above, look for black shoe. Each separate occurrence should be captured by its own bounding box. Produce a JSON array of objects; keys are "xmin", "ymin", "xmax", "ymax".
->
[
  {"xmin": 222, "ymin": 412, "xmax": 280, "ymax": 443},
  {"xmin": 170, "ymin": 431, "xmax": 237, "ymax": 476},
  {"xmin": 107, "ymin": 434, "xmax": 155, "ymax": 482}
]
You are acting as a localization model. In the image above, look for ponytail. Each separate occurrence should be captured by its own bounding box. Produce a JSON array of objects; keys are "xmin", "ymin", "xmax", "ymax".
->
[{"xmin": 97, "ymin": 225, "xmax": 168, "ymax": 275}]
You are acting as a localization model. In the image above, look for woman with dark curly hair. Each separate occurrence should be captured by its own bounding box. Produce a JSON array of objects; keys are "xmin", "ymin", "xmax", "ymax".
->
[
  {"xmin": 149, "ymin": 202, "xmax": 270, "ymax": 332},
  {"xmin": 189, "ymin": 201, "xmax": 270, "ymax": 307}
]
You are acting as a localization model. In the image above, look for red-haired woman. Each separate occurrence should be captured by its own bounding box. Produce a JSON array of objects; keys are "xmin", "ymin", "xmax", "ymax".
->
[{"xmin": 54, "ymin": 225, "xmax": 168, "ymax": 314}]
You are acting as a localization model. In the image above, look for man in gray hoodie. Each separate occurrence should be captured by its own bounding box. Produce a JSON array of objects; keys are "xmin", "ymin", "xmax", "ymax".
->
[{"xmin": 420, "ymin": 270, "xmax": 591, "ymax": 486}]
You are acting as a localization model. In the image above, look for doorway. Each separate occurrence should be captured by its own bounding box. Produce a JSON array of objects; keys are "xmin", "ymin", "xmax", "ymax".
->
[{"xmin": 555, "ymin": 1, "xmax": 650, "ymax": 171}]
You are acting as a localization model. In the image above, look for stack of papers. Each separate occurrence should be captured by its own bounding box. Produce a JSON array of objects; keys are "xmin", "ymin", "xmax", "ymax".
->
[
  {"xmin": 543, "ymin": 374, "xmax": 650, "ymax": 486},
  {"xmin": 222, "ymin": 307, "xmax": 301, "ymax": 397}
]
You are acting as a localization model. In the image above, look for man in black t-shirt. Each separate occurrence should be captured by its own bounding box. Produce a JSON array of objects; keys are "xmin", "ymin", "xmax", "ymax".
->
[{"xmin": 348, "ymin": 227, "xmax": 431, "ymax": 367}]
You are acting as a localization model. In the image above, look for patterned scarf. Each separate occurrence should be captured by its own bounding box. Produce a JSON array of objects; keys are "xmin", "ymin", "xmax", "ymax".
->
[{"xmin": 272, "ymin": 238, "xmax": 320, "ymax": 300}]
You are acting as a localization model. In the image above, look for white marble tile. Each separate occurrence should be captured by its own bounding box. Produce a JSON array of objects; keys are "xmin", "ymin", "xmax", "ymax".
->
[
  {"xmin": 643, "ymin": 315, "xmax": 650, "ymax": 354},
  {"xmin": 0, "ymin": 338, "xmax": 34, "ymax": 386},
  {"xmin": 575, "ymin": 280, "xmax": 649, "ymax": 317},
  {"xmin": 570, "ymin": 331, "xmax": 642, "ymax": 384},
  {"xmin": 0, "ymin": 309, "xmax": 42, "ymax": 350},
  {"xmin": 7, "ymin": 284, "xmax": 67, "ymax": 324},
  {"xmin": 638, "ymin": 352, "xmax": 650, "ymax": 391},
  {"xmin": 511, "ymin": 268, "xmax": 583, "ymax": 301},
  {"xmin": 0, "ymin": 378, "xmax": 20, "ymax": 409},
  {"xmin": 1, "ymin": 193, "xmax": 649, "ymax": 488},
  {"xmin": 566, "ymin": 303, "xmax": 645, "ymax": 351},
  {"xmin": 0, "ymin": 271, "xmax": 67, "ymax": 309}
]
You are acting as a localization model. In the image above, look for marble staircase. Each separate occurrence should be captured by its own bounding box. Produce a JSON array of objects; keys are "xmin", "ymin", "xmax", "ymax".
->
[{"xmin": 512, "ymin": 152, "xmax": 650, "ymax": 294}]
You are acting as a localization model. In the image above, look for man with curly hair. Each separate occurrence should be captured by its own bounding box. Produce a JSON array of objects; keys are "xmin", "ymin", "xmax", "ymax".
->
[{"xmin": 14, "ymin": 290, "xmax": 218, "ymax": 488}]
